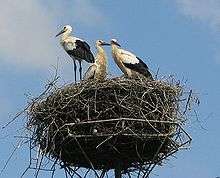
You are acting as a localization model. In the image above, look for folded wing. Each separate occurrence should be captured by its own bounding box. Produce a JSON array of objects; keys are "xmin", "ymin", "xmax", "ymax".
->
[
  {"xmin": 120, "ymin": 49, "xmax": 153, "ymax": 79},
  {"xmin": 66, "ymin": 38, "xmax": 95, "ymax": 63},
  {"xmin": 83, "ymin": 64, "xmax": 97, "ymax": 80}
]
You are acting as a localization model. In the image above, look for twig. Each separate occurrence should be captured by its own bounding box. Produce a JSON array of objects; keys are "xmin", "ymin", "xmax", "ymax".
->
[{"xmin": 183, "ymin": 89, "xmax": 192, "ymax": 114}]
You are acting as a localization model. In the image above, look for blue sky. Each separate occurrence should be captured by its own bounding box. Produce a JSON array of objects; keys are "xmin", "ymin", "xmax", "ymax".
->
[{"xmin": 0, "ymin": 0, "xmax": 220, "ymax": 177}]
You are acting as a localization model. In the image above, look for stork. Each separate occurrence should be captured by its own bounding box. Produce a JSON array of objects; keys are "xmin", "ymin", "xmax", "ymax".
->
[
  {"xmin": 55, "ymin": 25, "xmax": 95, "ymax": 82},
  {"xmin": 110, "ymin": 39, "xmax": 153, "ymax": 79},
  {"xmin": 84, "ymin": 40, "xmax": 110, "ymax": 81}
]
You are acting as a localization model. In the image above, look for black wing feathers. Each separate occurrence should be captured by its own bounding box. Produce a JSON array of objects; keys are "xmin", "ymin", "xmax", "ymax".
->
[
  {"xmin": 67, "ymin": 40, "xmax": 95, "ymax": 63},
  {"xmin": 123, "ymin": 57, "xmax": 153, "ymax": 79}
]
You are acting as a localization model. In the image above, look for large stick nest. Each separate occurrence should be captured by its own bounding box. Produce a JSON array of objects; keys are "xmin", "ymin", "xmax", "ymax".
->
[{"xmin": 28, "ymin": 77, "xmax": 191, "ymax": 173}]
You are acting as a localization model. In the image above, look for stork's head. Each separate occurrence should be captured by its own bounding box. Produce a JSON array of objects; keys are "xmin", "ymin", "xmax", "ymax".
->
[
  {"xmin": 110, "ymin": 39, "xmax": 121, "ymax": 47},
  {"xmin": 55, "ymin": 25, "xmax": 72, "ymax": 37},
  {"xmin": 96, "ymin": 40, "xmax": 110, "ymax": 47}
]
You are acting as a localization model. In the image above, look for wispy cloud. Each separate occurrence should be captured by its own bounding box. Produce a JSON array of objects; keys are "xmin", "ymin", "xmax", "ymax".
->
[
  {"xmin": 0, "ymin": 0, "xmax": 58, "ymax": 69},
  {"xmin": 0, "ymin": 0, "xmax": 105, "ymax": 70},
  {"xmin": 175, "ymin": 0, "xmax": 220, "ymax": 30},
  {"xmin": 175, "ymin": 0, "xmax": 220, "ymax": 63}
]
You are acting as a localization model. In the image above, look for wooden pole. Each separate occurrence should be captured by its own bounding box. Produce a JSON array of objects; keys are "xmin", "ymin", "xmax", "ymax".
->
[
  {"xmin": 114, "ymin": 161, "xmax": 122, "ymax": 178},
  {"xmin": 115, "ymin": 168, "xmax": 121, "ymax": 178}
]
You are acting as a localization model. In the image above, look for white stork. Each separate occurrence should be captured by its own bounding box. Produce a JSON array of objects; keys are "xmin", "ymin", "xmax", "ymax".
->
[
  {"xmin": 84, "ymin": 40, "xmax": 110, "ymax": 81},
  {"xmin": 110, "ymin": 39, "xmax": 153, "ymax": 79},
  {"xmin": 55, "ymin": 25, "xmax": 95, "ymax": 82}
]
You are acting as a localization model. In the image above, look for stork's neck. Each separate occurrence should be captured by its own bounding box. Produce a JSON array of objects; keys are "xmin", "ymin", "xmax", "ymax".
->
[
  {"xmin": 96, "ymin": 45, "xmax": 107, "ymax": 65},
  {"xmin": 96, "ymin": 45, "xmax": 105, "ymax": 55},
  {"xmin": 111, "ymin": 44, "xmax": 120, "ymax": 56},
  {"xmin": 61, "ymin": 31, "xmax": 71, "ymax": 42}
]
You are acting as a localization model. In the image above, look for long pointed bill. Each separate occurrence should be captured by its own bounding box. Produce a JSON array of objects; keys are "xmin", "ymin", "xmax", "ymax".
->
[
  {"xmin": 112, "ymin": 41, "xmax": 121, "ymax": 47},
  {"xmin": 55, "ymin": 29, "xmax": 65, "ymax": 37},
  {"xmin": 101, "ymin": 42, "xmax": 111, "ymax": 46}
]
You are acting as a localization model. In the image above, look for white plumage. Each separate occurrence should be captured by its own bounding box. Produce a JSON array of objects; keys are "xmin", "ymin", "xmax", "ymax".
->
[
  {"xmin": 117, "ymin": 49, "xmax": 139, "ymax": 64},
  {"xmin": 110, "ymin": 39, "xmax": 153, "ymax": 79},
  {"xmin": 56, "ymin": 25, "xmax": 95, "ymax": 82}
]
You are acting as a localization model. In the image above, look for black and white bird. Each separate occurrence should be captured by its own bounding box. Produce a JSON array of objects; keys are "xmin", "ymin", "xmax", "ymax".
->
[
  {"xmin": 83, "ymin": 40, "xmax": 110, "ymax": 81},
  {"xmin": 110, "ymin": 39, "xmax": 153, "ymax": 79},
  {"xmin": 56, "ymin": 25, "xmax": 95, "ymax": 82}
]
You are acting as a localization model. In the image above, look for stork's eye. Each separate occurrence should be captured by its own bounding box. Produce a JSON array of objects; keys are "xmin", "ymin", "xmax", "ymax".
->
[{"xmin": 64, "ymin": 27, "xmax": 66, "ymax": 30}]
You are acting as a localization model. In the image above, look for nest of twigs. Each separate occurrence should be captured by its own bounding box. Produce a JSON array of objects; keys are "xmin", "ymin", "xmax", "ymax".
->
[{"xmin": 28, "ymin": 77, "xmax": 191, "ymax": 174}]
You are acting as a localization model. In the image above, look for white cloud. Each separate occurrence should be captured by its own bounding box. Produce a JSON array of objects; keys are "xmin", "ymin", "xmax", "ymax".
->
[
  {"xmin": 0, "ymin": 0, "xmax": 58, "ymax": 69},
  {"xmin": 0, "ymin": 0, "xmax": 105, "ymax": 70},
  {"xmin": 175, "ymin": 0, "xmax": 220, "ymax": 30}
]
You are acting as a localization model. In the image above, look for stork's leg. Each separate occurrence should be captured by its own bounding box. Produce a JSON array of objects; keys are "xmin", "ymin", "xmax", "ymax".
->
[
  {"xmin": 79, "ymin": 60, "xmax": 82, "ymax": 80},
  {"xmin": 73, "ymin": 60, "xmax": 77, "ymax": 83}
]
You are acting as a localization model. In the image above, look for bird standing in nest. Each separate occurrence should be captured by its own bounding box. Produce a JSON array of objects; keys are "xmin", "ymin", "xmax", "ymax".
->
[
  {"xmin": 110, "ymin": 39, "xmax": 153, "ymax": 79},
  {"xmin": 84, "ymin": 40, "xmax": 110, "ymax": 81},
  {"xmin": 56, "ymin": 25, "xmax": 95, "ymax": 82}
]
